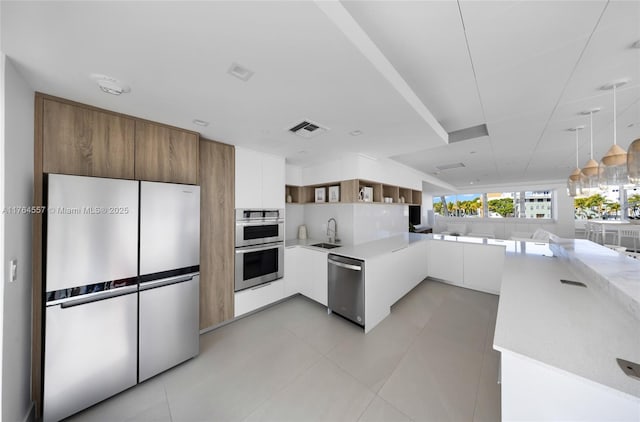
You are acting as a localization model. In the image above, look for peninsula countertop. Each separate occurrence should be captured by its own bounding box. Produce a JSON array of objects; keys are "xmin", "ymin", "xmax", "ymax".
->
[
  {"xmin": 286, "ymin": 233, "xmax": 430, "ymax": 261},
  {"xmin": 494, "ymin": 241, "xmax": 640, "ymax": 402}
]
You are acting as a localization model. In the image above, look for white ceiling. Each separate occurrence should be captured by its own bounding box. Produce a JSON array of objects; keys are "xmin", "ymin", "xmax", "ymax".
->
[{"xmin": 2, "ymin": 1, "xmax": 639, "ymax": 190}]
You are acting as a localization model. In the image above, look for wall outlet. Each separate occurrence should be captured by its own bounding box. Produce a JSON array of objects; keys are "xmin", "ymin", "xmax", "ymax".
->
[{"xmin": 9, "ymin": 259, "xmax": 17, "ymax": 283}]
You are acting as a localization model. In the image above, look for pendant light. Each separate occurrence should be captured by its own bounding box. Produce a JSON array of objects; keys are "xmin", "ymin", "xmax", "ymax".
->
[
  {"xmin": 567, "ymin": 126, "xmax": 585, "ymax": 197},
  {"xmin": 599, "ymin": 79, "xmax": 629, "ymax": 188},
  {"xmin": 581, "ymin": 108, "xmax": 601, "ymax": 195},
  {"xmin": 628, "ymin": 137, "xmax": 640, "ymax": 185}
]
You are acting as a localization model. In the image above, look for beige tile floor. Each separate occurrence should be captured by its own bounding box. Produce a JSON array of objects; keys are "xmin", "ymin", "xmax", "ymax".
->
[{"xmin": 67, "ymin": 279, "xmax": 500, "ymax": 422}]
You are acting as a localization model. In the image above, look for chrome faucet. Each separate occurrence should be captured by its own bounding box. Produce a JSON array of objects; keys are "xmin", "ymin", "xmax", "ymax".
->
[{"xmin": 327, "ymin": 218, "xmax": 337, "ymax": 244}]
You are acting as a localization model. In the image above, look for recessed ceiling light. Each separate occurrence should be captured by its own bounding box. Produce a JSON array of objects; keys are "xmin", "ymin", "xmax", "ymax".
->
[
  {"xmin": 193, "ymin": 119, "xmax": 209, "ymax": 127},
  {"xmin": 90, "ymin": 74, "xmax": 130, "ymax": 96},
  {"xmin": 350, "ymin": 130, "xmax": 363, "ymax": 136},
  {"xmin": 227, "ymin": 62, "xmax": 254, "ymax": 81}
]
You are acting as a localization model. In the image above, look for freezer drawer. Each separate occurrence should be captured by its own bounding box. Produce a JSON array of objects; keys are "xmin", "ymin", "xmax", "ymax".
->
[
  {"xmin": 140, "ymin": 181, "xmax": 200, "ymax": 275},
  {"xmin": 139, "ymin": 274, "xmax": 200, "ymax": 382},
  {"xmin": 43, "ymin": 287, "xmax": 138, "ymax": 422},
  {"xmin": 46, "ymin": 174, "xmax": 139, "ymax": 291}
]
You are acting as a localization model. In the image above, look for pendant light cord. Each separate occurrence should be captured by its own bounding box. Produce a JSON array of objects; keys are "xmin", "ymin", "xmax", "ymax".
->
[
  {"xmin": 576, "ymin": 129, "xmax": 579, "ymax": 168},
  {"xmin": 613, "ymin": 84, "xmax": 617, "ymax": 145},
  {"xmin": 590, "ymin": 111, "xmax": 594, "ymax": 159}
]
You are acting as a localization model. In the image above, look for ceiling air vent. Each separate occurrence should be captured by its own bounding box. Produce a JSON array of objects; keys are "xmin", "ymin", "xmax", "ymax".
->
[
  {"xmin": 436, "ymin": 162, "xmax": 466, "ymax": 171},
  {"xmin": 288, "ymin": 120, "xmax": 328, "ymax": 139},
  {"xmin": 448, "ymin": 124, "xmax": 489, "ymax": 144}
]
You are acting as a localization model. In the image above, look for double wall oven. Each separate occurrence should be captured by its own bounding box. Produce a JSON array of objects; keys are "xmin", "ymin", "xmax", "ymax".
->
[{"xmin": 235, "ymin": 209, "xmax": 284, "ymax": 291}]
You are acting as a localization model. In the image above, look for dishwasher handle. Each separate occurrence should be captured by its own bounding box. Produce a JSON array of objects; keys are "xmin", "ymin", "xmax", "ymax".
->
[
  {"xmin": 139, "ymin": 274, "xmax": 195, "ymax": 292},
  {"xmin": 328, "ymin": 258, "xmax": 362, "ymax": 271},
  {"xmin": 59, "ymin": 285, "xmax": 138, "ymax": 308}
]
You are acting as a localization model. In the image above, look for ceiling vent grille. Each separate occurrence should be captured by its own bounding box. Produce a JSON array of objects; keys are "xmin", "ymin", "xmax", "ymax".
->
[
  {"xmin": 288, "ymin": 120, "xmax": 328, "ymax": 139},
  {"xmin": 436, "ymin": 162, "xmax": 466, "ymax": 171},
  {"xmin": 448, "ymin": 124, "xmax": 489, "ymax": 144}
]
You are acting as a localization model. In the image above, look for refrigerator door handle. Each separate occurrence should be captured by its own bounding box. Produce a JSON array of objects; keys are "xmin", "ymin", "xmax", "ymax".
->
[
  {"xmin": 139, "ymin": 274, "xmax": 195, "ymax": 292},
  {"xmin": 235, "ymin": 243, "xmax": 282, "ymax": 254},
  {"xmin": 58, "ymin": 285, "xmax": 138, "ymax": 308}
]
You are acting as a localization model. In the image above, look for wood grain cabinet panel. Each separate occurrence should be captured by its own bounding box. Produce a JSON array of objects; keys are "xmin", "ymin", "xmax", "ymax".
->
[
  {"xmin": 135, "ymin": 121, "xmax": 199, "ymax": 184},
  {"xmin": 199, "ymin": 138, "xmax": 235, "ymax": 329},
  {"xmin": 42, "ymin": 99, "xmax": 135, "ymax": 178}
]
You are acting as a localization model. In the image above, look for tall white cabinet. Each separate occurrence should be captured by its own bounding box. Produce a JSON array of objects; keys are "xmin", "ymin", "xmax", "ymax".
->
[{"xmin": 235, "ymin": 147, "xmax": 285, "ymax": 209}]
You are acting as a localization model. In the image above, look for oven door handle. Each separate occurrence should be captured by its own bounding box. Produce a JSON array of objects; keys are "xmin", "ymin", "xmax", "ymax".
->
[
  {"xmin": 236, "ymin": 220, "xmax": 283, "ymax": 226},
  {"xmin": 235, "ymin": 243, "xmax": 283, "ymax": 254}
]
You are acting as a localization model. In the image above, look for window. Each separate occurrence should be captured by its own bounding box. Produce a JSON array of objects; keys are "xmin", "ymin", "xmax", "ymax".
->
[
  {"xmin": 487, "ymin": 192, "xmax": 516, "ymax": 218},
  {"xmin": 574, "ymin": 187, "xmax": 621, "ymax": 220},
  {"xmin": 433, "ymin": 194, "xmax": 483, "ymax": 218},
  {"xmin": 434, "ymin": 190, "xmax": 555, "ymax": 220},
  {"xmin": 625, "ymin": 187, "xmax": 640, "ymax": 220}
]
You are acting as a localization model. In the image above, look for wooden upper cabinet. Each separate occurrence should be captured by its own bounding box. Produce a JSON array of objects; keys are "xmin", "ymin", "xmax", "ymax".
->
[
  {"xmin": 134, "ymin": 121, "xmax": 199, "ymax": 184},
  {"xmin": 42, "ymin": 98, "xmax": 135, "ymax": 179}
]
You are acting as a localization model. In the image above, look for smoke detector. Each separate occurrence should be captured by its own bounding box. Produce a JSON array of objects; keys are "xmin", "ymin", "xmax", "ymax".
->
[
  {"xmin": 288, "ymin": 120, "xmax": 328, "ymax": 139},
  {"xmin": 90, "ymin": 74, "xmax": 130, "ymax": 96}
]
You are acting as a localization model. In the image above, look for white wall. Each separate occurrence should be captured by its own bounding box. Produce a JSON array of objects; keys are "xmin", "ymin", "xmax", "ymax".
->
[
  {"xmin": 299, "ymin": 153, "xmax": 444, "ymax": 190},
  {"xmin": 353, "ymin": 204, "xmax": 408, "ymax": 244},
  {"xmin": 2, "ymin": 57, "xmax": 34, "ymax": 422},
  {"xmin": 285, "ymin": 164, "xmax": 302, "ymax": 186}
]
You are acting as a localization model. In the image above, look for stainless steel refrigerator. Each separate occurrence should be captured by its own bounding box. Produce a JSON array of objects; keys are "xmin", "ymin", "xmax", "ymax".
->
[{"xmin": 43, "ymin": 174, "xmax": 200, "ymax": 422}]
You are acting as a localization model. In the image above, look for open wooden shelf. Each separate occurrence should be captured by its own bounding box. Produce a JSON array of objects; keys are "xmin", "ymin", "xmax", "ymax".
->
[{"xmin": 286, "ymin": 179, "xmax": 422, "ymax": 205}]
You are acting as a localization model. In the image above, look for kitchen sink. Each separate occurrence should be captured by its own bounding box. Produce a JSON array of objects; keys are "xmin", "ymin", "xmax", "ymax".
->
[{"xmin": 311, "ymin": 243, "xmax": 341, "ymax": 249}]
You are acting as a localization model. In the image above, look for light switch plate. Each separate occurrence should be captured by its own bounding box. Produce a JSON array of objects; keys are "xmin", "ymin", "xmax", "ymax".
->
[{"xmin": 9, "ymin": 259, "xmax": 17, "ymax": 283}]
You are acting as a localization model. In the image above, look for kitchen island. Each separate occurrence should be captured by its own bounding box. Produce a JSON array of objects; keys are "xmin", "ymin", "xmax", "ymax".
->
[{"xmin": 494, "ymin": 238, "xmax": 640, "ymax": 420}]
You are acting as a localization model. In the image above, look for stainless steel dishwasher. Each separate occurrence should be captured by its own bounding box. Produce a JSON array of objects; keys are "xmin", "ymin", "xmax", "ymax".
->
[{"xmin": 328, "ymin": 254, "xmax": 365, "ymax": 327}]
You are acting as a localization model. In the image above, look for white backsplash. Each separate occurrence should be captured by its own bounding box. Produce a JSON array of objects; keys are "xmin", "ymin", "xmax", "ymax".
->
[
  {"xmin": 286, "ymin": 203, "xmax": 409, "ymax": 245},
  {"xmin": 353, "ymin": 204, "xmax": 408, "ymax": 244},
  {"xmin": 303, "ymin": 204, "xmax": 354, "ymax": 245},
  {"xmin": 285, "ymin": 204, "xmax": 305, "ymax": 240}
]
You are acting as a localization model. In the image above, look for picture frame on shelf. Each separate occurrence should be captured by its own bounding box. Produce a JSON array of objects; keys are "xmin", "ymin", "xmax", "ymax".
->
[
  {"xmin": 315, "ymin": 187, "xmax": 326, "ymax": 203},
  {"xmin": 364, "ymin": 187, "xmax": 373, "ymax": 202},
  {"xmin": 328, "ymin": 185, "xmax": 340, "ymax": 203}
]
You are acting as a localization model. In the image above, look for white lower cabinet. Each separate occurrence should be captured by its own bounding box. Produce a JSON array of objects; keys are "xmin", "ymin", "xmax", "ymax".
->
[
  {"xmin": 296, "ymin": 247, "xmax": 328, "ymax": 306},
  {"xmin": 426, "ymin": 240, "xmax": 504, "ymax": 294},
  {"xmin": 427, "ymin": 240, "xmax": 464, "ymax": 282},
  {"xmin": 234, "ymin": 279, "xmax": 285, "ymax": 317},
  {"xmin": 283, "ymin": 247, "xmax": 300, "ymax": 297},
  {"xmin": 311, "ymin": 250, "xmax": 328, "ymax": 306},
  {"xmin": 462, "ymin": 243, "xmax": 504, "ymax": 294}
]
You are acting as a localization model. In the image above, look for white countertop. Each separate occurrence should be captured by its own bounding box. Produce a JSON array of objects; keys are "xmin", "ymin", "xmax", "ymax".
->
[
  {"xmin": 551, "ymin": 238, "xmax": 640, "ymax": 319},
  {"xmin": 327, "ymin": 233, "xmax": 430, "ymax": 260},
  {"xmin": 494, "ymin": 244, "xmax": 640, "ymax": 402},
  {"xmin": 286, "ymin": 233, "xmax": 430, "ymax": 260}
]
